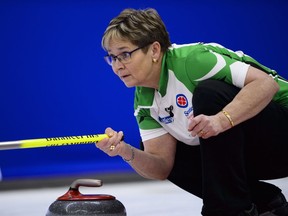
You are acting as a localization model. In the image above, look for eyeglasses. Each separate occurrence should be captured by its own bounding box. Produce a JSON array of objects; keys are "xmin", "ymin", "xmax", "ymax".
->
[{"xmin": 104, "ymin": 44, "xmax": 149, "ymax": 66}]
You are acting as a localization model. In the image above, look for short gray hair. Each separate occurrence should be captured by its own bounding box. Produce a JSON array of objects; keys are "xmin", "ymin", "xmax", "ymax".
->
[{"xmin": 102, "ymin": 8, "xmax": 171, "ymax": 53}]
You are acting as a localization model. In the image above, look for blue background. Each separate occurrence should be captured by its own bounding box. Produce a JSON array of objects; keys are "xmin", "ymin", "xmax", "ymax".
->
[{"xmin": 0, "ymin": 0, "xmax": 287, "ymax": 181}]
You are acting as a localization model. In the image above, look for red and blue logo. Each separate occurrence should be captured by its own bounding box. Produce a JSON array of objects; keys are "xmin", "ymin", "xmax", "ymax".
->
[{"xmin": 176, "ymin": 94, "xmax": 188, "ymax": 108}]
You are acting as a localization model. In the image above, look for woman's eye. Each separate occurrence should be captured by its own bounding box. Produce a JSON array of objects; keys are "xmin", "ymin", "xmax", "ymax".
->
[{"xmin": 121, "ymin": 52, "xmax": 130, "ymax": 59}]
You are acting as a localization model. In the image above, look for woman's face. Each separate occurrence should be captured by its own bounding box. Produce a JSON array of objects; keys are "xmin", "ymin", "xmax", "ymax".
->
[{"xmin": 105, "ymin": 38, "xmax": 160, "ymax": 88}]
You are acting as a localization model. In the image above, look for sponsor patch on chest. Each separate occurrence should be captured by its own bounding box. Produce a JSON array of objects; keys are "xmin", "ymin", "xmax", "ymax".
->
[{"xmin": 176, "ymin": 94, "xmax": 188, "ymax": 108}]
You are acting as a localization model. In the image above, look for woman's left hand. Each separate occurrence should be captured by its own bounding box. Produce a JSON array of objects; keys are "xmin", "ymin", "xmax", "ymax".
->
[{"xmin": 95, "ymin": 128, "xmax": 125, "ymax": 156}]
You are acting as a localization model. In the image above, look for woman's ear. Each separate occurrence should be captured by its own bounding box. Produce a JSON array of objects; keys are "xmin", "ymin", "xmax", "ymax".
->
[{"xmin": 151, "ymin": 41, "xmax": 161, "ymax": 61}]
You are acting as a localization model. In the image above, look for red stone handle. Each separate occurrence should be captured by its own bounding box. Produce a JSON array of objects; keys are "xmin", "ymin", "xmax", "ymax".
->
[{"xmin": 57, "ymin": 179, "xmax": 115, "ymax": 201}]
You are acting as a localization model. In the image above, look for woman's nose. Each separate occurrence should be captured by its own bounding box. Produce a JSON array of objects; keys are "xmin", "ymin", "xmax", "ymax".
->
[{"xmin": 112, "ymin": 59, "xmax": 124, "ymax": 74}]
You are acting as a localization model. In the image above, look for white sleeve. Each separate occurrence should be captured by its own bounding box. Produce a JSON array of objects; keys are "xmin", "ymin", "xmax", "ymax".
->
[
  {"xmin": 230, "ymin": 61, "xmax": 250, "ymax": 88},
  {"xmin": 139, "ymin": 128, "xmax": 168, "ymax": 142}
]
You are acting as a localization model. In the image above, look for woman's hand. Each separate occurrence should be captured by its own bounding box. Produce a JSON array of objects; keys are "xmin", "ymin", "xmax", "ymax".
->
[
  {"xmin": 95, "ymin": 127, "xmax": 125, "ymax": 157},
  {"xmin": 96, "ymin": 127, "xmax": 177, "ymax": 180},
  {"xmin": 187, "ymin": 114, "xmax": 224, "ymax": 139}
]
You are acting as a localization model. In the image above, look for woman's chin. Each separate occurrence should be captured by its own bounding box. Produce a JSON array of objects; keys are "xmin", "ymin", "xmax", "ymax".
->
[{"xmin": 123, "ymin": 81, "xmax": 136, "ymax": 88}]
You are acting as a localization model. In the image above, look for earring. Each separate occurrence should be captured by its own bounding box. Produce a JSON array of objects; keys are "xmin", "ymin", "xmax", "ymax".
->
[{"xmin": 152, "ymin": 58, "xmax": 158, "ymax": 63}]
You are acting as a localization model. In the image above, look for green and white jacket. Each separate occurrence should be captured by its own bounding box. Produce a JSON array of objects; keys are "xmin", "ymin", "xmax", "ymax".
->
[{"xmin": 134, "ymin": 42, "xmax": 288, "ymax": 145}]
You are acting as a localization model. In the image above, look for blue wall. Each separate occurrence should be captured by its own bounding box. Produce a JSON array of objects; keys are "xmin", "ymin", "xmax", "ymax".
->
[{"xmin": 0, "ymin": 0, "xmax": 287, "ymax": 180}]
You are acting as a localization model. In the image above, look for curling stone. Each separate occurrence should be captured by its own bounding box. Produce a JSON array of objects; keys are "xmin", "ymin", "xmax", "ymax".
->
[{"xmin": 46, "ymin": 179, "xmax": 126, "ymax": 216}]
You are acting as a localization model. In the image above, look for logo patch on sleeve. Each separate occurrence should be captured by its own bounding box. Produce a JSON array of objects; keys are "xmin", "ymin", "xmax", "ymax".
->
[{"xmin": 176, "ymin": 94, "xmax": 188, "ymax": 108}]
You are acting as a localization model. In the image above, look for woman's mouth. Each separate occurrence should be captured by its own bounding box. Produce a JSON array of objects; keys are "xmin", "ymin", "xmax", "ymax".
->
[{"xmin": 121, "ymin": 74, "xmax": 130, "ymax": 80}]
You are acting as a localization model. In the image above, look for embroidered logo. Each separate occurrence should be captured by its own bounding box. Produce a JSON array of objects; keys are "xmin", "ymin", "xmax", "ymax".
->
[
  {"xmin": 158, "ymin": 116, "xmax": 174, "ymax": 124},
  {"xmin": 159, "ymin": 105, "xmax": 174, "ymax": 124},
  {"xmin": 176, "ymin": 94, "xmax": 188, "ymax": 108},
  {"xmin": 165, "ymin": 105, "xmax": 174, "ymax": 117},
  {"xmin": 184, "ymin": 106, "xmax": 193, "ymax": 117}
]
